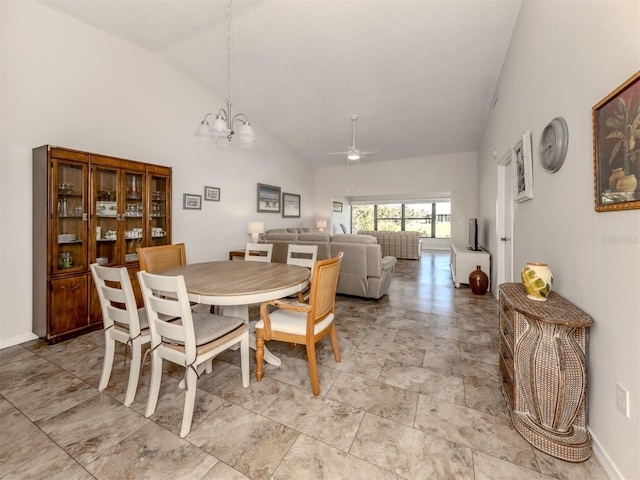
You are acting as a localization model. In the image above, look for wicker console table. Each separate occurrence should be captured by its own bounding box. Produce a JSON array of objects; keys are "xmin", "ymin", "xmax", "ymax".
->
[{"xmin": 498, "ymin": 283, "xmax": 593, "ymax": 462}]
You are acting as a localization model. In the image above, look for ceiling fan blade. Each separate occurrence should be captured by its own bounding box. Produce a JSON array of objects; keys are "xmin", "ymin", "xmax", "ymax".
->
[{"xmin": 327, "ymin": 152, "xmax": 349, "ymax": 155}]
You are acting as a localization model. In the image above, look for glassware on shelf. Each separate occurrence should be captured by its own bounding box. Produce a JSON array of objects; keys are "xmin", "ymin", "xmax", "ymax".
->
[
  {"xmin": 128, "ymin": 175, "xmax": 140, "ymax": 199},
  {"xmin": 58, "ymin": 198, "xmax": 69, "ymax": 217}
]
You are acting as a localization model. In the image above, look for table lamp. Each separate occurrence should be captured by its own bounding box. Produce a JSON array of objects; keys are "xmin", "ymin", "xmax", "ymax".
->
[
  {"xmin": 316, "ymin": 220, "xmax": 327, "ymax": 232},
  {"xmin": 248, "ymin": 221, "xmax": 264, "ymax": 243}
]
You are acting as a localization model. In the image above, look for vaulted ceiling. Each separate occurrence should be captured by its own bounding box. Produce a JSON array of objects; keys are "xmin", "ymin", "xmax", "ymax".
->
[{"xmin": 36, "ymin": 0, "xmax": 522, "ymax": 166}]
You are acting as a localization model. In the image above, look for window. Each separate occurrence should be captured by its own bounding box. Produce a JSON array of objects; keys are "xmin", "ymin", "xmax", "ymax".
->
[{"xmin": 352, "ymin": 201, "xmax": 450, "ymax": 238}]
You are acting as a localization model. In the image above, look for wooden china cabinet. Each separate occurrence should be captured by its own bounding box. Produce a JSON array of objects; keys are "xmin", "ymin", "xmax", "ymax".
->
[{"xmin": 33, "ymin": 145, "xmax": 172, "ymax": 343}]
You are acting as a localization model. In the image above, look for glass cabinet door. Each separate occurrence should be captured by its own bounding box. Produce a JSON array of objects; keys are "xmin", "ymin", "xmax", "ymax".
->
[
  {"xmin": 52, "ymin": 159, "xmax": 88, "ymax": 275},
  {"xmin": 148, "ymin": 173, "xmax": 170, "ymax": 246},
  {"xmin": 93, "ymin": 165, "xmax": 120, "ymax": 266},
  {"xmin": 123, "ymin": 170, "xmax": 145, "ymax": 263}
]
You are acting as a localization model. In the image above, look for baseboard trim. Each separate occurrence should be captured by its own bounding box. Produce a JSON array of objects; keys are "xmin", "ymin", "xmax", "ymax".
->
[
  {"xmin": 0, "ymin": 332, "xmax": 38, "ymax": 350},
  {"xmin": 590, "ymin": 429, "xmax": 624, "ymax": 480}
]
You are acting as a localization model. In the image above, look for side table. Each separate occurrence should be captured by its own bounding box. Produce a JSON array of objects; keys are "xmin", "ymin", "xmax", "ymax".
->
[
  {"xmin": 499, "ymin": 282, "xmax": 593, "ymax": 462},
  {"xmin": 228, "ymin": 249, "xmax": 246, "ymax": 261}
]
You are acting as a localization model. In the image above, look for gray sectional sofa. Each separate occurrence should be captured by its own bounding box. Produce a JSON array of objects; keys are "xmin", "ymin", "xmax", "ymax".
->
[{"xmin": 259, "ymin": 231, "xmax": 396, "ymax": 299}]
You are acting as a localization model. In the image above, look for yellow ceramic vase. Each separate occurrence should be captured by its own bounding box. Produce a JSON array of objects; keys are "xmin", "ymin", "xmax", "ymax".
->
[{"xmin": 521, "ymin": 263, "xmax": 553, "ymax": 301}]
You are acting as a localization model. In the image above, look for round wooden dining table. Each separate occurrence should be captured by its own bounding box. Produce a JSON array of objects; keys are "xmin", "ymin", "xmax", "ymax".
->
[{"xmin": 157, "ymin": 260, "xmax": 311, "ymax": 366}]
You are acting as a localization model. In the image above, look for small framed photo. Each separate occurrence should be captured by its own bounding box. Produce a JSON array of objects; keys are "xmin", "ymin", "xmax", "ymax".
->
[
  {"xmin": 513, "ymin": 130, "xmax": 533, "ymax": 202},
  {"xmin": 332, "ymin": 201, "xmax": 343, "ymax": 212},
  {"xmin": 183, "ymin": 193, "xmax": 202, "ymax": 210},
  {"xmin": 593, "ymin": 71, "xmax": 640, "ymax": 212},
  {"xmin": 282, "ymin": 192, "xmax": 301, "ymax": 218},
  {"xmin": 257, "ymin": 183, "xmax": 281, "ymax": 213},
  {"xmin": 204, "ymin": 186, "xmax": 220, "ymax": 202}
]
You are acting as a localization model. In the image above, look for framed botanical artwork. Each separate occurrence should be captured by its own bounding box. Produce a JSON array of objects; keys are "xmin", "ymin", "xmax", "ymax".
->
[
  {"xmin": 513, "ymin": 130, "xmax": 533, "ymax": 202},
  {"xmin": 593, "ymin": 70, "xmax": 640, "ymax": 212},
  {"xmin": 282, "ymin": 192, "xmax": 301, "ymax": 218},
  {"xmin": 204, "ymin": 186, "xmax": 220, "ymax": 202},
  {"xmin": 183, "ymin": 193, "xmax": 202, "ymax": 210},
  {"xmin": 257, "ymin": 183, "xmax": 281, "ymax": 213},
  {"xmin": 332, "ymin": 201, "xmax": 343, "ymax": 212}
]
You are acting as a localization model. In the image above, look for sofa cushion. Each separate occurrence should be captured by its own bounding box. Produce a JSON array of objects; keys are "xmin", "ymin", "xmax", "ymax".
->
[
  {"xmin": 261, "ymin": 233, "xmax": 297, "ymax": 241},
  {"xmin": 330, "ymin": 234, "xmax": 378, "ymax": 244},
  {"xmin": 298, "ymin": 233, "xmax": 331, "ymax": 242}
]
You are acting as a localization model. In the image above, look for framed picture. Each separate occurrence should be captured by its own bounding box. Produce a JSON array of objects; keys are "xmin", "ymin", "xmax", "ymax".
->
[
  {"xmin": 332, "ymin": 201, "xmax": 343, "ymax": 212},
  {"xmin": 257, "ymin": 183, "xmax": 281, "ymax": 213},
  {"xmin": 513, "ymin": 130, "xmax": 533, "ymax": 202},
  {"xmin": 593, "ymin": 71, "xmax": 640, "ymax": 212},
  {"xmin": 183, "ymin": 193, "xmax": 202, "ymax": 210},
  {"xmin": 282, "ymin": 192, "xmax": 301, "ymax": 218},
  {"xmin": 204, "ymin": 186, "xmax": 220, "ymax": 202}
]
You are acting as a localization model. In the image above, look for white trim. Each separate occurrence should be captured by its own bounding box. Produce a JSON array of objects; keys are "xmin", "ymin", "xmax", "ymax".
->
[{"xmin": 590, "ymin": 429, "xmax": 623, "ymax": 480}]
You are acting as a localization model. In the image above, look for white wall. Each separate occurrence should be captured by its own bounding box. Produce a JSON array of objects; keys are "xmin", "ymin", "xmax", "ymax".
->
[
  {"xmin": 0, "ymin": 1, "xmax": 314, "ymax": 347},
  {"xmin": 477, "ymin": 1, "xmax": 639, "ymax": 478},
  {"xmin": 315, "ymin": 151, "xmax": 478, "ymax": 247}
]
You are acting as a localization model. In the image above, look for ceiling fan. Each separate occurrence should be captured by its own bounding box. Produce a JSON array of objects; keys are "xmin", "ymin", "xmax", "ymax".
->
[{"xmin": 327, "ymin": 114, "xmax": 377, "ymax": 161}]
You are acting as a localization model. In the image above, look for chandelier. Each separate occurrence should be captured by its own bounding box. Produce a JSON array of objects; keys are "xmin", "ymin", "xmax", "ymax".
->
[{"xmin": 195, "ymin": 0, "xmax": 255, "ymax": 145}]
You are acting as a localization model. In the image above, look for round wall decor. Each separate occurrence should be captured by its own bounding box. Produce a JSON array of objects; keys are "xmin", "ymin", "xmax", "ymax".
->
[{"xmin": 539, "ymin": 117, "xmax": 569, "ymax": 173}]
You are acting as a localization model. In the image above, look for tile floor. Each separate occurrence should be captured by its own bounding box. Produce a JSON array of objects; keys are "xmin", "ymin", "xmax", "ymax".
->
[{"xmin": 0, "ymin": 251, "xmax": 608, "ymax": 479}]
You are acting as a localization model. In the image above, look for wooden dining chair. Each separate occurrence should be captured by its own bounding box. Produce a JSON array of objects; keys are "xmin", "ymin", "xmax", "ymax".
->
[
  {"xmin": 286, "ymin": 244, "xmax": 317, "ymax": 302},
  {"xmin": 137, "ymin": 243, "xmax": 187, "ymax": 273},
  {"xmin": 90, "ymin": 263, "xmax": 150, "ymax": 406},
  {"xmin": 244, "ymin": 243, "xmax": 273, "ymax": 262},
  {"xmin": 137, "ymin": 243, "xmax": 210, "ymax": 313},
  {"xmin": 255, "ymin": 252, "xmax": 343, "ymax": 395},
  {"xmin": 137, "ymin": 270, "xmax": 250, "ymax": 438}
]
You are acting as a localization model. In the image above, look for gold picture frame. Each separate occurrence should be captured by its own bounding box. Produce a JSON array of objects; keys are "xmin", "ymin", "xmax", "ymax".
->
[{"xmin": 593, "ymin": 70, "xmax": 640, "ymax": 212}]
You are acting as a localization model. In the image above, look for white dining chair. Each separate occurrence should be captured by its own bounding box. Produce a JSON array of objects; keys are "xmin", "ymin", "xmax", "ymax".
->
[
  {"xmin": 137, "ymin": 270, "xmax": 250, "ymax": 438},
  {"xmin": 286, "ymin": 244, "xmax": 317, "ymax": 302},
  {"xmin": 90, "ymin": 263, "xmax": 150, "ymax": 406},
  {"xmin": 245, "ymin": 243, "xmax": 273, "ymax": 262}
]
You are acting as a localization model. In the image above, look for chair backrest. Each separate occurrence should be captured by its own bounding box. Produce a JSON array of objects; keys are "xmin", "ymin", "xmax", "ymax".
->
[
  {"xmin": 308, "ymin": 252, "xmax": 343, "ymax": 324},
  {"xmin": 137, "ymin": 243, "xmax": 187, "ymax": 272},
  {"xmin": 90, "ymin": 263, "xmax": 142, "ymax": 337},
  {"xmin": 245, "ymin": 243, "xmax": 273, "ymax": 262},
  {"xmin": 286, "ymin": 244, "xmax": 318, "ymax": 275},
  {"xmin": 137, "ymin": 270, "xmax": 197, "ymax": 358}
]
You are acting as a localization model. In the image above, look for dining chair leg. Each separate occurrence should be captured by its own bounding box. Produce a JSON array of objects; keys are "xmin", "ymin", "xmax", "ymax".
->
[
  {"xmin": 124, "ymin": 340, "xmax": 143, "ymax": 406},
  {"xmin": 330, "ymin": 325, "xmax": 341, "ymax": 363},
  {"xmin": 240, "ymin": 333, "xmax": 250, "ymax": 387},
  {"xmin": 98, "ymin": 333, "xmax": 115, "ymax": 391},
  {"xmin": 255, "ymin": 332, "xmax": 265, "ymax": 381},
  {"xmin": 180, "ymin": 366, "xmax": 198, "ymax": 438},
  {"xmin": 306, "ymin": 342, "xmax": 321, "ymax": 396},
  {"xmin": 145, "ymin": 353, "xmax": 163, "ymax": 418}
]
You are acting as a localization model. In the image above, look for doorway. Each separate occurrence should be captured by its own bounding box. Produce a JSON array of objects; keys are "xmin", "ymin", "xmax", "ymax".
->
[{"xmin": 496, "ymin": 151, "xmax": 514, "ymax": 289}]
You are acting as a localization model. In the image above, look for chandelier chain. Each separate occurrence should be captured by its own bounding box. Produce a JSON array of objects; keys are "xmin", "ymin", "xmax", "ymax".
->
[{"xmin": 226, "ymin": 0, "xmax": 232, "ymax": 104}]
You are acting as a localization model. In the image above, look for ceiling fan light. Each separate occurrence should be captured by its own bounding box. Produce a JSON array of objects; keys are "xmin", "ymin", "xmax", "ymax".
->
[{"xmin": 347, "ymin": 152, "xmax": 360, "ymax": 161}]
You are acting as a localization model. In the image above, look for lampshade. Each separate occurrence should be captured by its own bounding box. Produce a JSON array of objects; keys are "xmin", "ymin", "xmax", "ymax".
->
[
  {"xmin": 316, "ymin": 220, "xmax": 327, "ymax": 231},
  {"xmin": 248, "ymin": 221, "xmax": 264, "ymax": 242},
  {"xmin": 211, "ymin": 116, "xmax": 230, "ymax": 137},
  {"xmin": 194, "ymin": 118, "xmax": 213, "ymax": 137},
  {"xmin": 234, "ymin": 122, "xmax": 256, "ymax": 145}
]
